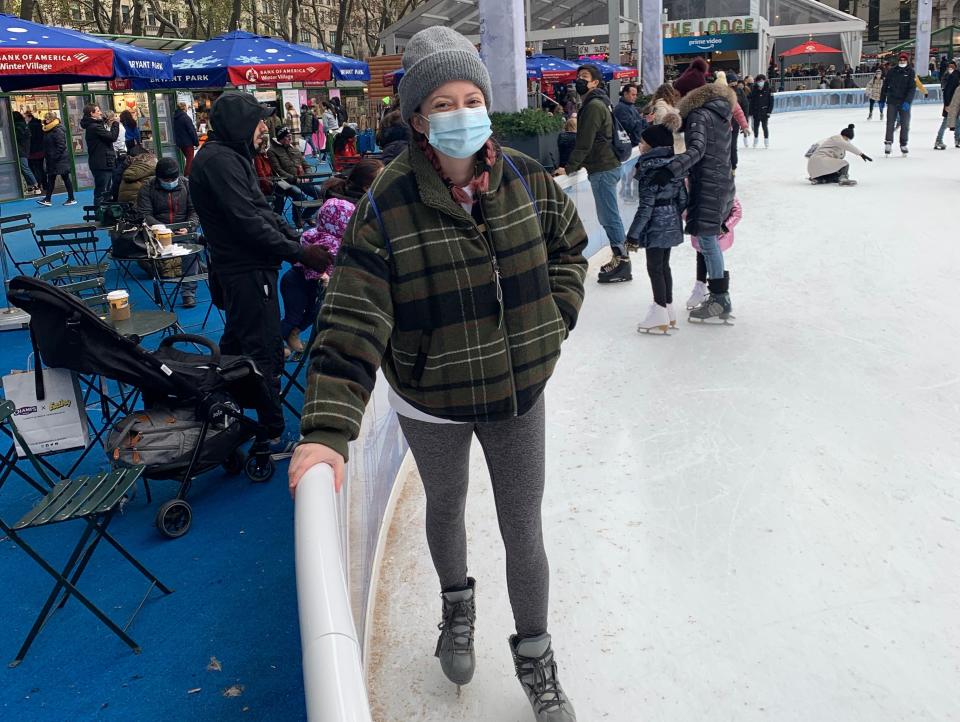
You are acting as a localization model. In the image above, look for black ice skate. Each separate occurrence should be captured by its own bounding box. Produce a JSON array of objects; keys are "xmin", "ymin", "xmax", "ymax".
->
[
  {"xmin": 597, "ymin": 251, "xmax": 632, "ymax": 284},
  {"xmin": 436, "ymin": 578, "xmax": 476, "ymax": 690},
  {"xmin": 510, "ymin": 633, "xmax": 577, "ymax": 721},
  {"xmin": 901, "ymin": 144, "xmax": 909, "ymax": 156},
  {"xmin": 956, "ymin": 138, "xmax": 960, "ymax": 148},
  {"xmin": 935, "ymin": 141, "xmax": 947, "ymax": 150},
  {"xmin": 689, "ymin": 273, "xmax": 734, "ymax": 325}
]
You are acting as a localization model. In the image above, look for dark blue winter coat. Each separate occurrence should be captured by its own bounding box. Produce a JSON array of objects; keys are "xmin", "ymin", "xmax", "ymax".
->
[
  {"xmin": 627, "ymin": 146, "xmax": 688, "ymax": 249},
  {"xmin": 173, "ymin": 108, "xmax": 199, "ymax": 148}
]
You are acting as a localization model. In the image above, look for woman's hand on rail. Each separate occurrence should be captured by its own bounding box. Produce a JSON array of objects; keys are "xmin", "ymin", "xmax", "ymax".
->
[{"xmin": 289, "ymin": 443, "xmax": 345, "ymax": 498}]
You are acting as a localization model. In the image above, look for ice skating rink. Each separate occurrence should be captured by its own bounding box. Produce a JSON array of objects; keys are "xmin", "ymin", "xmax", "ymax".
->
[{"xmin": 366, "ymin": 104, "xmax": 960, "ymax": 722}]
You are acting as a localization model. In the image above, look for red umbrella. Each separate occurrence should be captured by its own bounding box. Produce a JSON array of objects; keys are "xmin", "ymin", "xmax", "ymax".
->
[{"xmin": 781, "ymin": 40, "xmax": 842, "ymax": 57}]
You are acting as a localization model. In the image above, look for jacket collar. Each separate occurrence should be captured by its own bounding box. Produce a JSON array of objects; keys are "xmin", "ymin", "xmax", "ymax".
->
[
  {"xmin": 408, "ymin": 141, "xmax": 506, "ymax": 221},
  {"xmin": 677, "ymin": 82, "xmax": 737, "ymax": 119}
]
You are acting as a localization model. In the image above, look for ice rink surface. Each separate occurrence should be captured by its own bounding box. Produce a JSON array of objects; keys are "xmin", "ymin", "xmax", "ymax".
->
[{"xmin": 367, "ymin": 104, "xmax": 960, "ymax": 722}]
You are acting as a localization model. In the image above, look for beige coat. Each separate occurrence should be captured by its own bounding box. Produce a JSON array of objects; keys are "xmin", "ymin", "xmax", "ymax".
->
[
  {"xmin": 807, "ymin": 135, "xmax": 863, "ymax": 178},
  {"xmin": 864, "ymin": 75, "xmax": 883, "ymax": 101},
  {"xmin": 946, "ymin": 88, "xmax": 960, "ymax": 129},
  {"xmin": 651, "ymin": 99, "xmax": 685, "ymax": 153}
]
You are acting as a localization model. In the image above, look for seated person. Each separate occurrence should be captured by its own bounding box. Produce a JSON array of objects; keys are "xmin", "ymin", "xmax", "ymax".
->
[
  {"xmin": 117, "ymin": 146, "xmax": 156, "ymax": 204},
  {"xmin": 331, "ymin": 125, "xmax": 359, "ymax": 172},
  {"xmin": 136, "ymin": 157, "xmax": 202, "ymax": 308},
  {"xmin": 267, "ymin": 125, "xmax": 320, "ymax": 227}
]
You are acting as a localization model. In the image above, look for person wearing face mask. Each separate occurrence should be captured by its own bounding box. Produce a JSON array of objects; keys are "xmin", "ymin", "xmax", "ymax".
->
[
  {"xmin": 555, "ymin": 63, "xmax": 630, "ymax": 283},
  {"xmin": 865, "ymin": 69, "xmax": 885, "ymax": 120},
  {"xmin": 747, "ymin": 74, "xmax": 773, "ymax": 148},
  {"xmin": 879, "ymin": 53, "xmax": 917, "ymax": 156},
  {"xmin": 935, "ymin": 60, "xmax": 960, "ymax": 149},
  {"xmin": 189, "ymin": 92, "xmax": 332, "ymax": 454},
  {"xmin": 137, "ymin": 157, "xmax": 202, "ymax": 308},
  {"xmin": 288, "ymin": 26, "xmax": 586, "ymax": 722}
]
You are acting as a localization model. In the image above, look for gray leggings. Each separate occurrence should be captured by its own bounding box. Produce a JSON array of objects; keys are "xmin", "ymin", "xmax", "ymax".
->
[{"xmin": 397, "ymin": 396, "xmax": 549, "ymax": 637}]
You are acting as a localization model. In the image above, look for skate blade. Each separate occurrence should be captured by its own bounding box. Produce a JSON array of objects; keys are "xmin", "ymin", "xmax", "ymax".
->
[
  {"xmin": 688, "ymin": 315, "xmax": 735, "ymax": 326},
  {"xmin": 637, "ymin": 324, "xmax": 671, "ymax": 335}
]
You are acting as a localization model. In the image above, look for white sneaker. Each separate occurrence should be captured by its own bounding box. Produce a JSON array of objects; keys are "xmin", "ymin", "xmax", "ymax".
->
[
  {"xmin": 666, "ymin": 303, "xmax": 678, "ymax": 328},
  {"xmin": 686, "ymin": 281, "xmax": 708, "ymax": 309},
  {"xmin": 637, "ymin": 303, "xmax": 670, "ymax": 334}
]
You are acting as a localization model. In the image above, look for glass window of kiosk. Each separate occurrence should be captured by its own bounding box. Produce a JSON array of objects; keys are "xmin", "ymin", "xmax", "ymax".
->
[
  {"xmin": 154, "ymin": 93, "xmax": 177, "ymax": 160},
  {"xmin": 0, "ymin": 98, "xmax": 21, "ymax": 201},
  {"xmin": 65, "ymin": 94, "xmax": 94, "ymax": 189}
]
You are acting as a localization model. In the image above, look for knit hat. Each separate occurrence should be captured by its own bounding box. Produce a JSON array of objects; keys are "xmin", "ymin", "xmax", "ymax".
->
[
  {"xmin": 156, "ymin": 157, "xmax": 180, "ymax": 180},
  {"xmin": 899, "ymin": 52, "xmax": 909, "ymax": 62},
  {"xmin": 674, "ymin": 57, "xmax": 709, "ymax": 97},
  {"xmin": 398, "ymin": 26, "xmax": 492, "ymax": 121},
  {"xmin": 725, "ymin": 71, "xmax": 739, "ymax": 84},
  {"xmin": 714, "ymin": 70, "xmax": 727, "ymax": 86},
  {"xmin": 276, "ymin": 125, "xmax": 291, "ymax": 140},
  {"xmin": 641, "ymin": 124, "xmax": 674, "ymax": 149},
  {"xmin": 841, "ymin": 123, "xmax": 855, "ymax": 140}
]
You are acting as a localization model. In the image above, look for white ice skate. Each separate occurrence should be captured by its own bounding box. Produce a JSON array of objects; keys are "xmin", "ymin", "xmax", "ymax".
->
[
  {"xmin": 901, "ymin": 144, "xmax": 909, "ymax": 157},
  {"xmin": 686, "ymin": 281, "xmax": 708, "ymax": 310},
  {"xmin": 742, "ymin": 135, "xmax": 749, "ymax": 148},
  {"xmin": 753, "ymin": 136, "xmax": 758, "ymax": 148},
  {"xmin": 637, "ymin": 303, "xmax": 671, "ymax": 335},
  {"xmin": 764, "ymin": 138, "xmax": 769, "ymax": 149},
  {"xmin": 666, "ymin": 303, "xmax": 678, "ymax": 328}
]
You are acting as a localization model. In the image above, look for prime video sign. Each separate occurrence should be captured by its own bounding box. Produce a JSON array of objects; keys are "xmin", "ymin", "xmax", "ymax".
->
[{"xmin": 663, "ymin": 33, "xmax": 759, "ymax": 55}]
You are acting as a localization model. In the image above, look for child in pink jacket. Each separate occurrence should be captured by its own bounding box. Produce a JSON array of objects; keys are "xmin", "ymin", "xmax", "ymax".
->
[
  {"xmin": 280, "ymin": 197, "xmax": 354, "ymax": 355},
  {"xmin": 687, "ymin": 198, "xmax": 742, "ymax": 309}
]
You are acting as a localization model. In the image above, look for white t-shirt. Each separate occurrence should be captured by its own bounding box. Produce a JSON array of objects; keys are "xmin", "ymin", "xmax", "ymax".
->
[{"xmin": 389, "ymin": 186, "xmax": 475, "ymax": 425}]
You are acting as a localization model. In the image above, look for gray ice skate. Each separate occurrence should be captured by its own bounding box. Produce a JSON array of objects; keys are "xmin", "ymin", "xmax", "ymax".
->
[
  {"xmin": 901, "ymin": 144, "xmax": 909, "ymax": 157},
  {"xmin": 510, "ymin": 634, "xmax": 577, "ymax": 721},
  {"xmin": 436, "ymin": 578, "xmax": 476, "ymax": 690},
  {"xmin": 838, "ymin": 178, "xmax": 858, "ymax": 186},
  {"xmin": 689, "ymin": 293, "xmax": 735, "ymax": 324}
]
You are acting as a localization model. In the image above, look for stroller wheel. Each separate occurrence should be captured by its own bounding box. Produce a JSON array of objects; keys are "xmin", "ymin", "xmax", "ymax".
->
[
  {"xmin": 245, "ymin": 455, "xmax": 275, "ymax": 483},
  {"xmin": 156, "ymin": 499, "xmax": 192, "ymax": 539},
  {"xmin": 223, "ymin": 449, "xmax": 245, "ymax": 476}
]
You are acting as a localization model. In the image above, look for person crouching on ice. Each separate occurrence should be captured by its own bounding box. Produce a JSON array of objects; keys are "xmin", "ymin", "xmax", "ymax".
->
[
  {"xmin": 627, "ymin": 124, "xmax": 688, "ymax": 334},
  {"xmin": 807, "ymin": 124, "xmax": 873, "ymax": 186}
]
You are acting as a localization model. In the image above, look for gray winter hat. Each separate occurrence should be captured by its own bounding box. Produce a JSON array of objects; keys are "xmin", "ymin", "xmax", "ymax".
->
[{"xmin": 398, "ymin": 26, "xmax": 492, "ymax": 121}]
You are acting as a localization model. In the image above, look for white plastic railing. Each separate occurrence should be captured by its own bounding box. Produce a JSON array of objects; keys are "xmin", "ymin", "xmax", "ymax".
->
[{"xmin": 295, "ymin": 463, "xmax": 374, "ymax": 722}]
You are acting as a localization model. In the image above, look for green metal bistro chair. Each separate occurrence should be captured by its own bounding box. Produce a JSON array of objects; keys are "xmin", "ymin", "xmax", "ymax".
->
[{"xmin": 0, "ymin": 399, "xmax": 172, "ymax": 667}]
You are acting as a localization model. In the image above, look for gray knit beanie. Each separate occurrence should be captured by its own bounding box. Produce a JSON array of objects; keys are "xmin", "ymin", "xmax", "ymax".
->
[{"xmin": 398, "ymin": 26, "xmax": 492, "ymax": 122}]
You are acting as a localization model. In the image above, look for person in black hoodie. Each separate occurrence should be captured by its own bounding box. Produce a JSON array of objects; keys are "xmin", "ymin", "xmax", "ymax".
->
[
  {"xmin": 880, "ymin": 52, "xmax": 917, "ymax": 155},
  {"xmin": 80, "ymin": 104, "xmax": 120, "ymax": 204},
  {"xmin": 189, "ymin": 91, "xmax": 330, "ymax": 449},
  {"xmin": 747, "ymin": 74, "xmax": 773, "ymax": 147},
  {"xmin": 173, "ymin": 102, "xmax": 200, "ymax": 174},
  {"xmin": 12, "ymin": 111, "xmax": 40, "ymax": 194},
  {"xmin": 935, "ymin": 60, "xmax": 960, "ymax": 149},
  {"xmin": 24, "ymin": 111, "xmax": 46, "ymax": 192}
]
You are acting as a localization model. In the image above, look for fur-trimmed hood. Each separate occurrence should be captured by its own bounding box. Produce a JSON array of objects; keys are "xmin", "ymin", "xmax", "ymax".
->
[
  {"xmin": 652, "ymin": 100, "xmax": 682, "ymax": 131},
  {"xmin": 677, "ymin": 82, "xmax": 737, "ymax": 119}
]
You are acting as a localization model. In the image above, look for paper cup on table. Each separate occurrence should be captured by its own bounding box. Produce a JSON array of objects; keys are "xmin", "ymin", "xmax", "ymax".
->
[
  {"xmin": 151, "ymin": 224, "xmax": 173, "ymax": 247},
  {"xmin": 106, "ymin": 290, "xmax": 131, "ymax": 321}
]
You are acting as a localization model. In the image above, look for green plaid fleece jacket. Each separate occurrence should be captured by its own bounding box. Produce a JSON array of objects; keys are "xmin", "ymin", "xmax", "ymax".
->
[{"xmin": 300, "ymin": 144, "xmax": 588, "ymax": 460}]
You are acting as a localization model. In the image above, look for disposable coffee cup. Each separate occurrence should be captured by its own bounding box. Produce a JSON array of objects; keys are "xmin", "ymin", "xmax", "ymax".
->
[
  {"xmin": 107, "ymin": 289, "xmax": 131, "ymax": 322},
  {"xmin": 152, "ymin": 224, "xmax": 173, "ymax": 247}
]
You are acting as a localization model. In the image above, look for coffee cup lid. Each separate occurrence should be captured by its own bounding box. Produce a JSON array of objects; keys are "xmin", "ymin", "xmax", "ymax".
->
[{"xmin": 106, "ymin": 290, "xmax": 129, "ymax": 300}]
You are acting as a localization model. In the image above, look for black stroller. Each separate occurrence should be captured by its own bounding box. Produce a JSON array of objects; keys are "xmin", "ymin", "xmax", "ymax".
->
[{"xmin": 7, "ymin": 276, "xmax": 277, "ymax": 539}]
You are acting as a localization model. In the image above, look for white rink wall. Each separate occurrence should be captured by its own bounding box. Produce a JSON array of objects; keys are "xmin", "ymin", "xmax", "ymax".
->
[{"xmin": 365, "ymin": 104, "xmax": 960, "ymax": 722}]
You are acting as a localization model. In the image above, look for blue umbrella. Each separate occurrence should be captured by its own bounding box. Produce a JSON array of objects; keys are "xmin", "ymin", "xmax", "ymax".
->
[
  {"xmin": 578, "ymin": 59, "xmax": 638, "ymax": 82},
  {"xmin": 305, "ymin": 48, "xmax": 369, "ymax": 81},
  {"xmin": 526, "ymin": 54, "xmax": 580, "ymax": 81},
  {"xmin": 0, "ymin": 13, "xmax": 172, "ymax": 91},
  {"xmin": 134, "ymin": 30, "xmax": 333, "ymax": 89}
]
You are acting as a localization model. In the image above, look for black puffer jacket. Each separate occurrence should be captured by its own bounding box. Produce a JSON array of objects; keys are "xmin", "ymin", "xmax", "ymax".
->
[
  {"xmin": 42, "ymin": 121, "xmax": 71, "ymax": 175},
  {"xmin": 748, "ymin": 84, "xmax": 773, "ymax": 118},
  {"xmin": 735, "ymin": 86, "xmax": 750, "ymax": 117},
  {"xmin": 942, "ymin": 70, "xmax": 960, "ymax": 108},
  {"xmin": 663, "ymin": 83, "xmax": 735, "ymax": 237},
  {"xmin": 81, "ymin": 116, "xmax": 119, "ymax": 171},
  {"xmin": 173, "ymin": 108, "xmax": 199, "ymax": 148},
  {"xmin": 377, "ymin": 123, "xmax": 409, "ymax": 165},
  {"xmin": 189, "ymin": 92, "xmax": 304, "ymax": 275},
  {"xmin": 880, "ymin": 65, "xmax": 916, "ymax": 105},
  {"xmin": 627, "ymin": 147, "xmax": 688, "ymax": 249}
]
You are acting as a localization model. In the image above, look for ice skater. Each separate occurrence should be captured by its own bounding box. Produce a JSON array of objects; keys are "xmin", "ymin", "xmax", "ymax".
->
[
  {"xmin": 880, "ymin": 52, "xmax": 917, "ymax": 156},
  {"xmin": 935, "ymin": 59, "xmax": 960, "ymax": 149},
  {"xmin": 289, "ymin": 25, "xmax": 585, "ymax": 721},
  {"xmin": 688, "ymin": 197, "xmax": 742, "ymax": 310},
  {"xmin": 748, "ymin": 74, "xmax": 773, "ymax": 148},
  {"xmin": 626, "ymin": 124, "xmax": 688, "ymax": 334},
  {"xmin": 865, "ymin": 69, "xmax": 884, "ymax": 120},
  {"xmin": 806, "ymin": 124, "xmax": 872, "ymax": 186}
]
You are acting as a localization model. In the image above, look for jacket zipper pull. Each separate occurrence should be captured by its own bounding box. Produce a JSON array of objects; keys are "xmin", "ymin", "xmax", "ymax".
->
[{"xmin": 492, "ymin": 257, "xmax": 504, "ymax": 329}]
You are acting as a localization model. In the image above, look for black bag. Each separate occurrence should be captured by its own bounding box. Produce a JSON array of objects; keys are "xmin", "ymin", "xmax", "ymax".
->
[{"xmin": 110, "ymin": 223, "xmax": 158, "ymax": 259}]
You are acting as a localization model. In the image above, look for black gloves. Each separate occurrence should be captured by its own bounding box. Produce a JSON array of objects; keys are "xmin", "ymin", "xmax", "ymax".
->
[
  {"xmin": 299, "ymin": 244, "xmax": 333, "ymax": 273},
  {"xmin": 861, "ymin": 154, "xmax": 873, "ymax": 162},
  {"xmin": 651, "ymin": 167, "xmax": 674, "ymax": 186}
]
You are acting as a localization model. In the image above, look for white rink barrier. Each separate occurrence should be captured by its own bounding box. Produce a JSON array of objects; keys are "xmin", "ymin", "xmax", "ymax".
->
[
  {"xmin": 773, "ymin": 86, "xmax": 943, "ymax": 113},
  {"xmin": 295, "ymin": 463, "xmax": 374, "ymax": 722}
]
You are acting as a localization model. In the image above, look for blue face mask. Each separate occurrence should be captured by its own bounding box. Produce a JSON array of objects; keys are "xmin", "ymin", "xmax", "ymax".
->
[
  {"xmin": 422, "ymin": 106, "xmax": 491, "ymax": 159},
  {"xmin": 159, "ymin": 179, "xmax": 179, "ymax": 191},
  {"xmin": 757, "ymin": 81, "xmax": 766, "ymax": 88}
]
